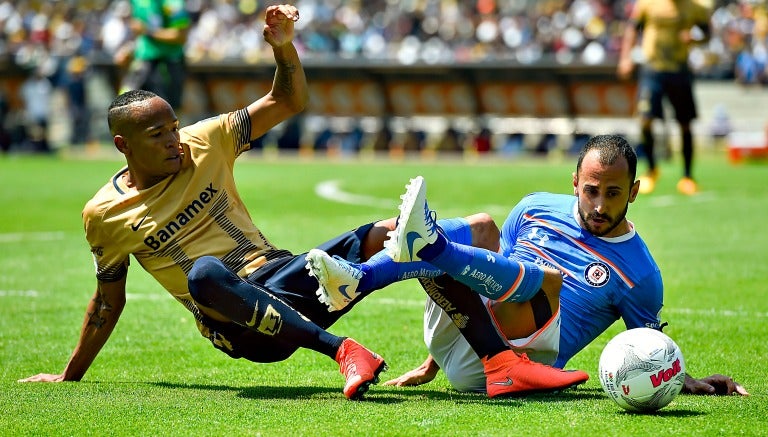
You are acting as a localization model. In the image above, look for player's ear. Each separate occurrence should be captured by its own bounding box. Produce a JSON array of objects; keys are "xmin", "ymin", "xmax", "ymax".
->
[
  {"xmin": 572, "ymin": 172, "xmax": 578, "ymax": 195},
  {"xmin": 114, "ymin": 135, "xmax": 129, "ymax": 155},
  {"xmin": 628, "ymin": 179, "xmax": 640, "ymax": 203}
]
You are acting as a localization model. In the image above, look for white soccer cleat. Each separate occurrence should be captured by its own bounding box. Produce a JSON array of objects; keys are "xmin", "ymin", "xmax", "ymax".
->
[
  {"xmin": 384, "ymin": 176, "xmax": 439, "ymax": 262},
  {"xmin": 305, "ymin": 248, "xmax": 363, "ymax": 312}
]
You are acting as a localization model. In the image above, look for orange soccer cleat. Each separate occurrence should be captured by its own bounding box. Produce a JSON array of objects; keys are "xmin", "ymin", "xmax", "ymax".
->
[
  {"xmin": 676, "ymin": 177, "xmax": 698, "ymax": 196},
  {"xmin": 482, "ymin": 350, "xmax": 589, "ymax": 398},
  {"xmin": 638, "ymin": 169, "xmax": 659, "ymax": 195},
  {"xmin": 335, "ymin": 338, "xmax": 388, "ymax": 400}
]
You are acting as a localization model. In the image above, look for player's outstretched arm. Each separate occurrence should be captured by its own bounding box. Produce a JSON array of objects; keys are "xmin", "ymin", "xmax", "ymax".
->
[
  {"xmin": 383, "ymin": 355, "xmax": 440, "ymax": 387},
  {"xmin": 19, "ymin": 278, "xmax": 127, "ymax": 383},
  {"xmin": 683, "ymin": 373, "xmax": 749, "ymax": 396},
  {"xmin": 247, "ymin": 4, "xmax": 308, "ymax": 141}
]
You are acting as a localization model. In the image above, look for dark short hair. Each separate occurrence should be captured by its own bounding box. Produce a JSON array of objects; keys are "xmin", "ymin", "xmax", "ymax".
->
[
  {"xmin": 576, "ymin": 134, "xmax": 637, "ymax": 183},
  {"xmin": 107, "ymin": 89, "xmax": 159, "ymax": 133}
]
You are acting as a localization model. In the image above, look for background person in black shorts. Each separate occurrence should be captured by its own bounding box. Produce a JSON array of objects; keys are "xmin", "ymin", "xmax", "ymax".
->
[{"xmin": 618, "ymin": 0, "xmax": 711, "ymax": 196}]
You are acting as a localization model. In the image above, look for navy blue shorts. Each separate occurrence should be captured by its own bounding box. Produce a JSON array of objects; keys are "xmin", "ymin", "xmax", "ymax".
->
[
  {"xmin": 637, "ymin": 68, "xmax": 697, "ymax": 123},
  {"xmin": 201, "ymin": 222, "xmax": 375, "ymax": 362}
]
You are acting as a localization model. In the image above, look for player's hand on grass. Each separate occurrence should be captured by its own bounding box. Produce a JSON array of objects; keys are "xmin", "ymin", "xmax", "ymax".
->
[
  {"xmin": 18, "ymin": 373, "xmax": 66, "ymax": 383},
  {"xmin": 263, "ymin": 4, "xmax": 299, "ymax": 48},
  {"xmin": 383, "ymin": 359, "xmax": 439, "ymax": 387},
  {"xmin": 684, "ymin": 374, "xmax": 749, "ymax": 396}
]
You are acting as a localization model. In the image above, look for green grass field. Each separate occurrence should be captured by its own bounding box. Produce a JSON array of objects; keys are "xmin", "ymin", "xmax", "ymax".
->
[{"xmin": 0, "ymin": 150, "xmax": 766, "ymax": 436}]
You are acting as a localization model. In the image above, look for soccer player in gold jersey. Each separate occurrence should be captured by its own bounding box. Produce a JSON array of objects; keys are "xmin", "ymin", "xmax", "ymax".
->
[
  {"xmin": 618, "ymin": 0, "xmax": 711, "ymax": 195},
  {"xmin": 19, "ymin": 4, "xmax": 590, "ymax": 399}
]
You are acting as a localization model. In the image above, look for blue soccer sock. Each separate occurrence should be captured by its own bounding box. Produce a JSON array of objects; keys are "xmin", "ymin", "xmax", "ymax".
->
[
  {"xmin": 357, "ymin": 251, "xmax": 442, "ymax": 292},
  {"xmin": 357, "ymin": 217, "xmax": 474, "ymax": 292},
  {"xmin": 417, "ymin": 241, "xmax": 545, "ymax": 303}
]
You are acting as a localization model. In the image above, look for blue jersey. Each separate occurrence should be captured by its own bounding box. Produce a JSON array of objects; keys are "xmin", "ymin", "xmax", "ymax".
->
[{"xmin": 500, "ymin": 193, "xmax": 663, "ymax": 368}]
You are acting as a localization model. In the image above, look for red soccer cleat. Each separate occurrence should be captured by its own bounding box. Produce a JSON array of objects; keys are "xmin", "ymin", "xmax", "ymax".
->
[
  {"xmin": 335, "ymin": 338, "xmax": 388, "ymax": 400},
  {"xmin": 483, "ymin": 350, "xmax": 589, "ymax": 398}
]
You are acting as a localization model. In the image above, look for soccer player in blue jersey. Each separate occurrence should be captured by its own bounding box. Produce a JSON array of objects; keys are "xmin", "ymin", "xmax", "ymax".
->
[
  {"xmin": 18, "ymin": 4, "xmax": 590, "ymax": 400},
  {"xmin": 306, "ymin": 134, "xmax": 748, "ymax": 396}
]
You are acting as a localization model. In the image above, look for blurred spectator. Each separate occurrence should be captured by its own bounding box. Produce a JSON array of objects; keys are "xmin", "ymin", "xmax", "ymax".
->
[
  {"xmin": 65, "ymin": 54, "xmax": 90, "ymax": 146},
  {"xmin": 0, "ymin": 90, "xmax": 9, "ymax": 153},
  {"xmin": 734, "ymin": 42, "xmax": 767, "ymax": 85},
  {"xmin": 499, "ymin": 132, "xmax": 525, "ymax": 157},
  {"xmin": 568, "ymin": 131, "xmax": 592, "ymax": 156},
  {"xmin": 339, "ymin": 123, "xmax": 364, "ymax": 155},
  {"xmin": 19, "ymin": 63, "xmax": 53, "ymax": 153},
  {"xmin": 371, "ymin": 120, "xmax": 393, "ymax": 152},
  {"xmin": 472, "ymin": 126, "xmax": 492, "ymax": 154},
  {"xmin": 402, "ymin": 128, "xmax": 427, "ymax": 153},
  {"xmin": 277, "ymin": 116, "xmax": 303, "ymax": 150},
  {"xmin": 435, "ymin": 125, "xmax": 463, "ymax": 153},
  {"xmin": 118, "ymin": 0, "xmax": 190, "ymax": 111},
  {"xmin": 534, "ymin": 132, "xmax": 557, "ymax": 156},
  {"xmin": 709, "ymin": 103, "xmax": 733, "ymax": 146}
]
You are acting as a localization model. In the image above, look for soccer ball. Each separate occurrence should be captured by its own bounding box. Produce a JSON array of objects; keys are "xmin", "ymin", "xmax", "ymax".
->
[{"xmin": 598, "ymin": 328, "xmax": 686, "ymax": 412}]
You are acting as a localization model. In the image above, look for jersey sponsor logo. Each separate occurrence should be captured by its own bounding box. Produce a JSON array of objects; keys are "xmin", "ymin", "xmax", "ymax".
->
[
  {"xmin": 130, "ymin": 209, "xmax": 152, "ymax": 232},
  {"xmin": 465, "ymin": 268, "xmax": 503, "ymax": 294},
  {"xmin": 400, "ymin": 268, "xmax": 441, "ymax": 280},
  {"xmin": 584, "ymin": 261, "xmax": 610, "ymax": 287},
  {"xmin": 143, "ymin": 184, "xmax": 219, "ymax": 250},
  {"xmin": 420, "ymin": 277, "xmax": 457, "ymax": 313}
]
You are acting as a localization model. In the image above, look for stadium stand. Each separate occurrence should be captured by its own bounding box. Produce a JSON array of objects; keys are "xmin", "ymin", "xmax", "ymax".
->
[{"xmin": 0, "ymin": 0, "xmax": 766, "ymax": 155}]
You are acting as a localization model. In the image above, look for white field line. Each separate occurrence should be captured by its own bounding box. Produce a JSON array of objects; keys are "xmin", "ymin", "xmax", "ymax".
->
[
  {"xmin": 314, "ymin": 180, "xmax": 716, "ymax": 213},
  {"xmin": 0, "ymin": 231, "xmax": 66, "ymax": 243},
  {"xmin": 315, "ymin": 180, "xmax": 397, "ymax": 209},
  {"xmin": 0, "ymin": 290, "xmax": 39, "ymax": 297}
]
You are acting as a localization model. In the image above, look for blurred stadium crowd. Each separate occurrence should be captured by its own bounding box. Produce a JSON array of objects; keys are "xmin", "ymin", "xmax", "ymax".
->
[
  {"xmin": 2, "ymin": 0, "xmax": 766, "ymax": 75},
  {"xmin": 0, "ymin": 0, "xmax": 766, "ymax": 154}
]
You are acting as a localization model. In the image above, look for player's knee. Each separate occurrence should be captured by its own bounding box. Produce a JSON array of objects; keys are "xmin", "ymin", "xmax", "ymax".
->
[
  {"xmin": 443, "ymin": 366, "xmax": 485, "ymax": 393},
  {"xmin": 188, "ymin": 256, "xmax": 228, "ymax": 304},
  {"xmin": 467, "ymin": 213, "xmax": 499, "ymax": 251}
]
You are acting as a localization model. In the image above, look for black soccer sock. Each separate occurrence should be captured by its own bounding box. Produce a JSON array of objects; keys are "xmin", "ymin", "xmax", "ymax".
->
[
  {"xmin": 188, "ymin": 256, "xmax": 344, "ymax": 359},
  {"xmin": 681, "ymin": 130, "xmax": 693, "ymax": 178},
  {"xmin": 418, "ymin": 274, "xmax": 508, "ymax": 360},
  {"xmin": 641, "ymin": 126, "xmax": 656, "ymax": 171}
]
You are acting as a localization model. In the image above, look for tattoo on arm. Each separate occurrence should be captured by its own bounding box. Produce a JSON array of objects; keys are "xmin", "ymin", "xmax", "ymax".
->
[
  {"xmin": 274, "ymin": 61, "xmax": 296, "ymax": 97},
  {"xmin": 87, "ymin": 291, "xmax": 113, "ymax": 328}
]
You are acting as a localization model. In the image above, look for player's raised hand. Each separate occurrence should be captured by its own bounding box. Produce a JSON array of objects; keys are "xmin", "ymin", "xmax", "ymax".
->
[{"xmin": 263, "ymin": 4, "xmax": 299, "ymax": 48}]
